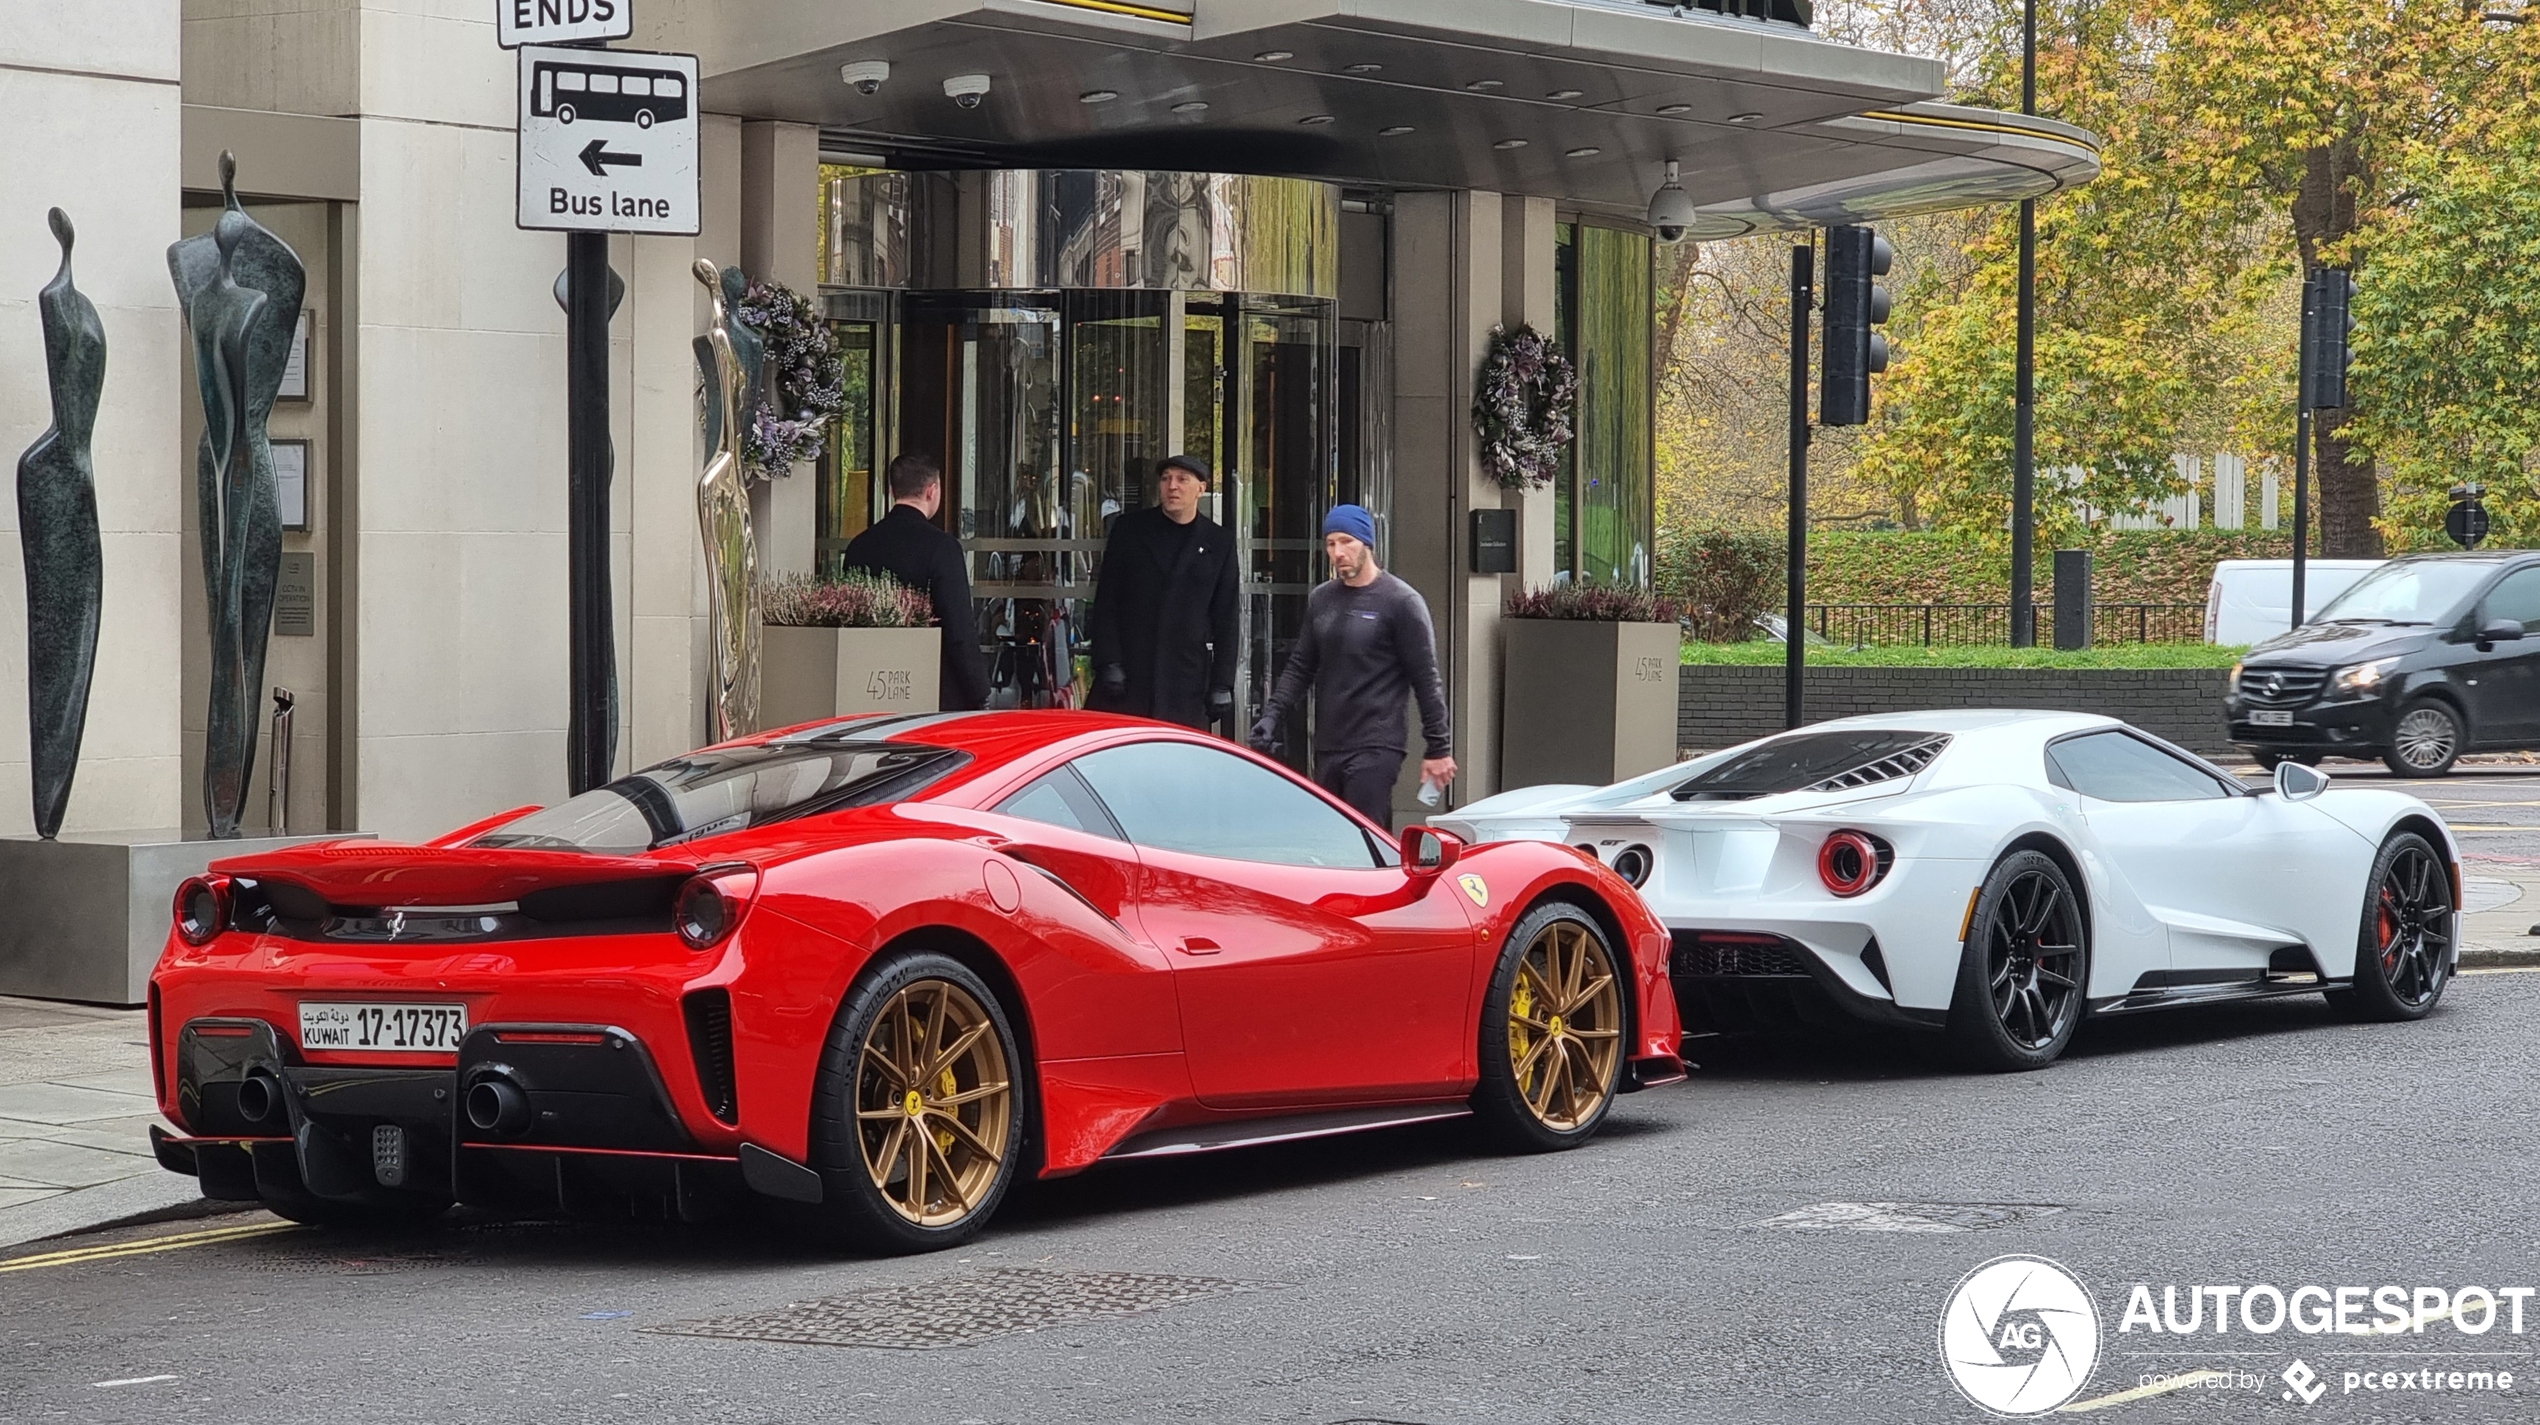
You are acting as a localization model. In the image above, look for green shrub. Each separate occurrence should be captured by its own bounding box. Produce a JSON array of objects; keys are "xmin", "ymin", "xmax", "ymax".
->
[{"xmin": 1655, "ymin": 527, "xmax": 1783, "ymax": 639}]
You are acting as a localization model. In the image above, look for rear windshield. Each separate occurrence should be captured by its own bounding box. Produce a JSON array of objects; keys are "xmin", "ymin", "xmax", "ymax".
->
[
  {"xmin": 1672, "ymin": 729, "xmax": 1943, "ymax": 801},
  {"xmin": 472, "ymin": 740, "xmax": 965, "ymax": 854}
]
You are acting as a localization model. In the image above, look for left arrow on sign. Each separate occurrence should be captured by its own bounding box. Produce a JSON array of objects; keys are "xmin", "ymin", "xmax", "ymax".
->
[{"xmin": 578, "ymin": 139, "xmax": 645, "ymax": 177}]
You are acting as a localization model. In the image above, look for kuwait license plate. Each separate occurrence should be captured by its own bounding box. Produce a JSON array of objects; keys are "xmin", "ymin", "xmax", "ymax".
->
[
  {"xmin": 2249, "ymin": 710, "xmax": 2295, "ymax": 727},
  {"xmin": 299, "ymin": 1002, "xmax": 468, "ymax": 1053}
]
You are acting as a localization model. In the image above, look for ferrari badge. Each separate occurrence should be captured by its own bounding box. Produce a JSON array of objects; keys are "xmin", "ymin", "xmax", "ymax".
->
[{"xmin": 1458, "ymin": 873, "xmax": 1489, "ymax": 908}]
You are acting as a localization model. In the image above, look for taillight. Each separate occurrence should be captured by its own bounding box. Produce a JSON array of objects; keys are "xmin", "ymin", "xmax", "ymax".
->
[
  {"xmin": 675, "ymin": 868, "xmax": 757, "ymax": 950},
  {"xmin": 174, "ymin": 875, "xmax": 229, "ymax": 945},
  {"xmin": 1817, "ymin": 831, "xmax": 1890, "ymax": 898}
]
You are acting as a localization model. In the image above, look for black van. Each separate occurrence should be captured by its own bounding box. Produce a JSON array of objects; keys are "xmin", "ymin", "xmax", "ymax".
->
[{"xmin": 2229, "ymin": 551, "xmax": 2540, "ymax": 776}]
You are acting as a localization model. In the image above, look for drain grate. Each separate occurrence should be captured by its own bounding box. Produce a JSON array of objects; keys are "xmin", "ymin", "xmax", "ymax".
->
[
  {"xmin": 644, "ymin": 1268, "xmax": 1265, "ymax": 1351},
  {"xmin": 244, "ymin": 1250, "xmax": 450, "ymax": 1275},
  {"xmin": 1750, "ymin": 1201, "xmax": 2065, "ymax": 1233}
]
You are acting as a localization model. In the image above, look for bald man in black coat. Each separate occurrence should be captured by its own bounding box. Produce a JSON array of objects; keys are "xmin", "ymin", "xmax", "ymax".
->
[{"xmin": 1087, "ymin": 455, "xmax": 1240, "ymax": 731}]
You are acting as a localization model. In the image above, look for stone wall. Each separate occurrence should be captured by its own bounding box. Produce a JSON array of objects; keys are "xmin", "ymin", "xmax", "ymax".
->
[{"xmin": 1679, "ymin": 665, "xmax": 2233, "ymax": 757}]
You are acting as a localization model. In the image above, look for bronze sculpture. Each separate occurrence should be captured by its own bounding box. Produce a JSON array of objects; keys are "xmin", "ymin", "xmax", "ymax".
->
[
  {"xmin": 169, "ymin": 154, "xmax": 305, "ymax": 837},
  {"xmin": 694, "ymin": 258, "xmax": 761, "ymax": 741},
  {"xmin": 14, "ymin": 210, "xmax": 105, "ymax": 840}
]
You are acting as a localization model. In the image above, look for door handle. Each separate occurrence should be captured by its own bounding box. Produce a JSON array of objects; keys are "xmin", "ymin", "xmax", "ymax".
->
[{"xmin": 1179, "ymin": 937, "xmax": 1222, "ymax": 956}]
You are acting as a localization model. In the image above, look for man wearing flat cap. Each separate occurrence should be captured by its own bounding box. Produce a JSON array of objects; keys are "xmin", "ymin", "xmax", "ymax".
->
[{"xmin": 1087, "ymin": 454, "xmax": 1240, "ymax": 732}]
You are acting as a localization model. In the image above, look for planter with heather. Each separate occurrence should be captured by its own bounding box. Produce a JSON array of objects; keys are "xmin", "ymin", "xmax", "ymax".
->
[
  {"xmin": 759, "ymin": 573, "xmax": 941, "ymax": 727},
  {"xmin": 1500, "ymin": 585, "xmax": 1683, "ymax": 790}
]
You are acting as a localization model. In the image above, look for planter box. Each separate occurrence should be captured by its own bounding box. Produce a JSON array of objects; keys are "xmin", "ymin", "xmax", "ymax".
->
[
  {"xmin": 0, "ymin": 832, "xmax": 368, "ymax": 1005},
  {"xmin": 1501, "ymin": 619, "xmax": 1682, "ymax": 789},
  {"xmin": 759, "ymin": 625, "xmax": 941, "ymax": 729}
]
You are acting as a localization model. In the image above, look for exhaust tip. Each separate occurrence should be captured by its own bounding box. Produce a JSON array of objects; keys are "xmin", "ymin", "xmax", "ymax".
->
[
  {"xmin": 236, "ymin": 1069, "xmax": 284, "ymax": 1126},
  {"xmin": 464, "ymin": 1075, "xmax": 531, "ymax": 1137}
]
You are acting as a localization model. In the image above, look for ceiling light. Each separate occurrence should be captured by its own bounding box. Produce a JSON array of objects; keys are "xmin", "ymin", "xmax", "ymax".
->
[
  {"xmin": 1656, "ymin": 102, "xmax": 1693, "ymax": 115},
  {"xmin": 1379, "ymin": 125, "xmax": 1415, "ymax": 136},
  {"xmin": 1494, "ymin": 138, "xmax": 1529, "ymax": 150},
  {"xmin": 1079, "ymin": 90, "xmax": 1119, "ymax": 104},
  {"xmin": 1727, "ymin": 111, "xmax": 1764, "ymax": 124},
  {"xmin": 1566, "ymin": 146, "xmax": 1602, "ymax": 158},
  {"xmin": 1547, "ymin": 88, "xmax": 1585, "ymax": 100},
  {"xmin": 1255, "ymin": 50, "xmax": 1294, "ymax": 62},
  {"xmin": 1346, "ymin": 63, "xmax": 1383, "ymax": 74},
  {"xmin": 1467, "ymin": 79, "xmax": 1505, "ymax": 91},
  {"xmin": 1171, "ymin": 100, "xmax": 1209, "ymax": 114},
  {"xmin": 1299, "ymin": 114, "xmax": 1335, "ymax": 125}
]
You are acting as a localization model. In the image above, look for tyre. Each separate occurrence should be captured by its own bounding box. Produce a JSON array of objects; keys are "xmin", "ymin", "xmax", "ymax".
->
[
  {"xmin": 2326, "ymin": 832, "xmax": 2454, "ymax": 1022},
  {"xmin": 807, "ymin": 952, "xmax": 1024, "ymax": 1254},
  {"xmin": 1472, "ymin": 903, "xmax": 1626, "ymax": 1152},
  {"xmin": 2382, "ymin": 700, "xmax": 2462, "ymax": 777},
  {"xmin": 1947, "ymin": 850, "xmax": 2089, "ymax": 1071}
]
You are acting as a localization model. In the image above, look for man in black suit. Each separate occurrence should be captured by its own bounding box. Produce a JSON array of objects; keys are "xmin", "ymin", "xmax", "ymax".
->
[
  {"xmin": 1087, "ymin": 454, "xmax": 1240, "ymax": 731},
  {"xmin": 840, "ymin": 453, "xmax": 989, "ymax": 711}
]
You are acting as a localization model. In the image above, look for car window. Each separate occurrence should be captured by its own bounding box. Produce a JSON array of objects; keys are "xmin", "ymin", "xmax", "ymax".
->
[
  {"xmin": 993, "ymin": 767, "xmax": 1121, "ymax": 841},
  {"xmin": 2483, "ymin": 567, "xmax": 2540, "ymax": 633},
  {"xmin": 2045, "ymin": 732, "xmax": 2233, "ymax": 803},
  {"xmin": 1071, "ymin": 741, "xmax": 1381, "ymax": 868}
]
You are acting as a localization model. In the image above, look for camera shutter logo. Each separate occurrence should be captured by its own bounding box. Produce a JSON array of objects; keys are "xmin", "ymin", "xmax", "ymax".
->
[{"xmin": 1938, "ymin": 1255, "xmax": 2101, "ymax": 1416}]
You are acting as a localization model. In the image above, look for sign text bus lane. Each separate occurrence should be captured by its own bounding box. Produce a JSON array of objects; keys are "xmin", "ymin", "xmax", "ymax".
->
[
  {"xmin": 516, "ymin": 45, "xmax": 699, "ymax": 236},
  {"xmin": 496, "ymin": 0, "xmax": 634, "ymax": 50}
]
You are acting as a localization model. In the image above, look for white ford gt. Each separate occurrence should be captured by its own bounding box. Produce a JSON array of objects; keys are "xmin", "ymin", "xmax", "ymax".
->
[{"xmin": 1436, "ymin": 711, "xmax": 2460, "ymax": 1069}]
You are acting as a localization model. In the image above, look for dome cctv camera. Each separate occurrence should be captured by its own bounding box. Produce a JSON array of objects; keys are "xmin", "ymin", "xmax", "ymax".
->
[
  {"xmin": 1648, "ymin": 159, "xmax": 1696, "ymax": 245},
  {"xmin": 841, "ymin": 61, "xmax": 890, "ymax": 97},
  {"xmin": 945, "ymin": 73, "xmax": 992, "ymax": 110}
]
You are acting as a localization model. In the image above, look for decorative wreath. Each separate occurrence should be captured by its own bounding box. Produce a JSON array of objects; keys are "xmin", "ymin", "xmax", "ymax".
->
[
  {"xmin": 1473, "ymin": 324, "xmax": 1579, "ymax": 491},
  {"xmin": 734, "ymin": 279, "xmax": 847, "ymax": 478}
]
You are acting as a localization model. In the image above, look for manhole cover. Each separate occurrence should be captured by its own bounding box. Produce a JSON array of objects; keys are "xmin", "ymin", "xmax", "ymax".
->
[
  {"xmin": 1750, "ymin": 1201, "xmax": 2065, "ymax": 1233},
  {"xmin": 644, "ymin": 1268, "xmax": 1266, "ymax": 1350}
]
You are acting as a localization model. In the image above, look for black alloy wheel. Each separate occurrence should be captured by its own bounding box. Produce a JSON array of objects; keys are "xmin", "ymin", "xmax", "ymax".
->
[
  {"xmin": 1947, "ymin": 850, "xmax": 2089, "ymax": 1071},
  {"xmin": 2383, "ymin": 699, "xmax": 2462, "ymax": 778},
  {"xmin": 2328, "ymin": 831, "xmax": 2453, "ymax": 1022}
]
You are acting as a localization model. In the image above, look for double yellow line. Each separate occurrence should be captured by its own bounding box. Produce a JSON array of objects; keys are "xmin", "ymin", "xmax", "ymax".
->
[{"xmin": 0, "ymin": 1219, "xmax": 301, "ymax": 1275}]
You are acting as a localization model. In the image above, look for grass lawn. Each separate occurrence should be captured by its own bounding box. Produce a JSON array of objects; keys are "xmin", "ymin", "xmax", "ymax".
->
[{"xmin": 1680, "ymin": 641, "xmax": 2248, "ymax": 669}]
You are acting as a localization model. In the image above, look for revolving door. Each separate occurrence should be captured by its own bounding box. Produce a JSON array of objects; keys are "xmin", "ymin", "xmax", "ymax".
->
[{"xmin": 815, "ymin": 169, "xmax": 1341, "ymax": 731}]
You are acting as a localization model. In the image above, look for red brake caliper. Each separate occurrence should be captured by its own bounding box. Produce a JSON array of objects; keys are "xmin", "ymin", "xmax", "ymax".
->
[{"xmin": 2379, "ymin": 887, "xmax": 2401, "ymax": 972}]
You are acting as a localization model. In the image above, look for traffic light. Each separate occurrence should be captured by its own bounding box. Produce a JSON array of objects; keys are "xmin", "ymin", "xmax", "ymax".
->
[
  {"xmin": 2302, "ymin": 268, "xmax": 2356, "ymax": 410},
  {"xmin": 1821, "ymin": 224, "xmax": 1893, "ymax": 427}
]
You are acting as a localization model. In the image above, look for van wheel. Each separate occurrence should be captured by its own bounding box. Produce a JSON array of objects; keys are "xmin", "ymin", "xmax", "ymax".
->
[{"xmin": 2382, "ymin": 700, "xmax": 2461, "ymax": 777}]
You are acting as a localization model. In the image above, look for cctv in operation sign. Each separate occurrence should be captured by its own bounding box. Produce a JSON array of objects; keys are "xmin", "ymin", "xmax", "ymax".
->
[
  {"xmin": 497, "ymin": 0, "xmax": 634, "ymax": 49},
  {"xmin": 516, "ymin": 44, "xmax": 700, "ymax": 235}
]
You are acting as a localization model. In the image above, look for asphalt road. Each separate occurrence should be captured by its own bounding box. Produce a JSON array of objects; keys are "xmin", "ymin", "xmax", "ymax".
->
[{"xmin": 6, "ymin": 974, "xmax": 2538, "ymax": 1423}]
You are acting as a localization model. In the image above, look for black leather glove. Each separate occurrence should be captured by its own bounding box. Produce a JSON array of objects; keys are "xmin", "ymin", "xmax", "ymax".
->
[
  {"xmin": 1096, "ymin": 664, "xmax": 1127, "ymax": 698},
  {"xmin": 1208, "ymin": 688, "xmax": 1234, "ymax": 724},
  {"xmin": 1248, "ymin": 712, "xmax": 1282, "ymax": 755}
]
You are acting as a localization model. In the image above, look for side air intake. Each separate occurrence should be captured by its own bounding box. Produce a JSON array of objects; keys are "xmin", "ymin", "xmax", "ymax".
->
[{"xmin": 683, "ymin": 989, "xmax": 739, "ymax": 1124}]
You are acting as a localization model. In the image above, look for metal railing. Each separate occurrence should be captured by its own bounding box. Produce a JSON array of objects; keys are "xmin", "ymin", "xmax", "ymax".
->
[{"xmin": 1805, "ymin": 603, "xmax": 2206, "ymax": 647}]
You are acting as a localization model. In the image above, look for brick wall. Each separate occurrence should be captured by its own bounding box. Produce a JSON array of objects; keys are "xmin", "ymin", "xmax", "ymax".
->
[{"xmin": 1679, "ymin": 666, "xmax": 2233, "ymax": 757}]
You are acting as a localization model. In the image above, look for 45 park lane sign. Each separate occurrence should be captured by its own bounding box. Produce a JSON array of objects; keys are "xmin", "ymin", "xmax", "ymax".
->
[{"xmin": 515, "ymin": 44, "xmax": 699, "ymax": 236}]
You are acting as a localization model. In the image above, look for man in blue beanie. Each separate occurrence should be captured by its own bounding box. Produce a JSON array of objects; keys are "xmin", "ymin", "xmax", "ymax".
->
[{"xmin": 1250, "ymin": 504, "xmax": 1455, "ymax": 829}]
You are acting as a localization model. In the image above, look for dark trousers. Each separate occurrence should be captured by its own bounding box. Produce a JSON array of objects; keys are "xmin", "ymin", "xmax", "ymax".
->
[{"xmin": 1315, "ymin": 748, "xmax": 1404, "ymax": 831}]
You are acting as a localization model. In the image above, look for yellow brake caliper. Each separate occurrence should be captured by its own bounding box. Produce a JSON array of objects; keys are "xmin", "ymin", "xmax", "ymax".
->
[{"xmin": 1511, "ymin": 971, "xmax": 1538, "ymax": 1091}]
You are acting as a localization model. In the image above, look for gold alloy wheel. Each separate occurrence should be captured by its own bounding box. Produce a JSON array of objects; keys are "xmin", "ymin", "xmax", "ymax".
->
[
  {"xmin": 853, "ymin": 979, "xmax": 1012, "ymax": 1227},
  {"xmin": 1507, "ymin": 919, "xmax": 1624, "ymax": 1130}
]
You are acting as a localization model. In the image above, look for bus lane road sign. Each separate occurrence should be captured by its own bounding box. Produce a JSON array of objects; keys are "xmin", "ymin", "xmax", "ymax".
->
[
  {"xmin": 497, "ymin": 0, "xmax": 634, "ymax": 50},
  {"xmin": 517, "ymin": 45, "xmax": 698, "ymax": 236}
]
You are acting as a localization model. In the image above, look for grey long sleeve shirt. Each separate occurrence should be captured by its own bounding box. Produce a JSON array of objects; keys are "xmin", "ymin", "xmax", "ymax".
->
[{"xmin": 1263, "ymin": 571, "xmax": 1452, "ymax": 758}]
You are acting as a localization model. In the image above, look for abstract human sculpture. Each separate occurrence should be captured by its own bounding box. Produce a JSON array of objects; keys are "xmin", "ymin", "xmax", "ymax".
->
[
  {"xmin": 169, "ymin": 154, "xmax": 305, "ymax": 838},
  {"xmin": 14, "ymin": 209, "xmax": 105, "ymax": 840},
  {"xmin": 695, "ymin": 258, "xmax": 761, "ymax": 741}
]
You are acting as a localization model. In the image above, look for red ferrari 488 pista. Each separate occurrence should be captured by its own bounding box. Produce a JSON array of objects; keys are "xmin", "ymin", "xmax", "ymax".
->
[{"xmin": 148, "ymin": 712, "xmax": 1682, "ymax": 1252}]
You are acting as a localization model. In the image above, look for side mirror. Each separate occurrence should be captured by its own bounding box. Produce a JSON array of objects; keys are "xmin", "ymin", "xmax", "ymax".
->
[
  {"xmin": 1401, "ymin": 826, "xmax": 1464, "ymax": 877},
  {"xmin": 2274, "ymin": 759, "xmax": 2330, "ymax": 802},
  {"xmin": 2479, "ymin": 618, "xmax": 2526, "ymax": 646}
]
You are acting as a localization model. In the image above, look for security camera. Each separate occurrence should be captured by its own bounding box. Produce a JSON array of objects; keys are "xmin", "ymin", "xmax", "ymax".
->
[
  {"xmin": 841, "ymin": 61, "xmax": 890, "ymax": 97},
  {"xmin": 945, "ymin": 73, "xmax": 992, "ymax": 110},
  {"xmin": 1648, "ymin": 159, "xmax": 1696, "ymax": 245}
]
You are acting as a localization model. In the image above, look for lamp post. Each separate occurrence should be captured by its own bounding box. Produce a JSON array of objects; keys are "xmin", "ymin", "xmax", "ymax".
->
[{"xmin": 2008, "ymin": 0, "xmax": 2039, "ymax": 647}]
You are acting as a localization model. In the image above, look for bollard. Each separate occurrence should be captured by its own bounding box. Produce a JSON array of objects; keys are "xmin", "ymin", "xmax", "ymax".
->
[{"xmin": 267, "ymin": 688, "xmax": 295, "ymax": 834}]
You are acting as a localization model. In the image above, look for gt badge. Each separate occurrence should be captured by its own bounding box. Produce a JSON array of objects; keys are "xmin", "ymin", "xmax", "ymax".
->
[{"xmin": 1458, "ymin": 873, "xmax": 1489, "ymax": 908}]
